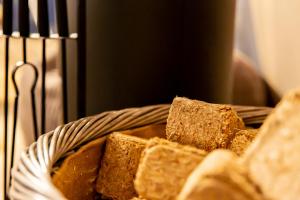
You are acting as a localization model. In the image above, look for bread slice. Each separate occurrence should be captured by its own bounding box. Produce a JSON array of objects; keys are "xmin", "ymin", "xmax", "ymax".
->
[
  {"xmin": 96, "ymin": 133, "xmax": 147, "ymax": 200},
  {"xmin": 134, "ymin": 138, "xmax": 207, "ymax": 200},
  {"xmin": 178, "ymin": 150, "xmax": 265, "ymax": 200},
  {"xmin": 242, "ymin": 88, "xmax": 300, "ymax": 200},
  {"xmin": 166, "ymin": 97, "xmax": 245, "ymax": 151},
  {"xmin": 52, "ymin": 137, "xmax": 106, "ymax": 200},
  {"xmin": 229, "ymin": 129, "xmax": 258, "ymax": 156}
]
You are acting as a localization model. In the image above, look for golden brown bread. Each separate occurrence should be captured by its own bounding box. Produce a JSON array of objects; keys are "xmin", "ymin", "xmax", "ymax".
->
[
  {"xmin": 242, "ymin": 88, "xmax": 300, "ymax": 200},
  {"xmin": 229, "ymin": 129, "xmax": 258, "ymax": 155},
  {"xmin": 166, "ymin": 97, "xmax": 245, "ymax": 152},
  {"xmin": 52, "ymin": 128, "xmax": 157, "ymax": 200},
  {"xmin": 178, "ymin": 150, "xmax": 265, "ymax": 200},
  {"xmin": 52, "ymin": 137, "xmax": 106, "ymax": 200},
  {"xmin": 96, "ymin": 133, "xmax": 147, "ymax": 200},
  {"xmin": 134, "ymin": 138, "xmax": 207, "ymax": 200}
]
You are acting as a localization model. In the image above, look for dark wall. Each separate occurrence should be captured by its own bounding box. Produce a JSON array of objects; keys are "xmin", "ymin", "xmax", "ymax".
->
[{"xmin": 86, "ymin": 0, "xmax": 235, "ymax": 115}]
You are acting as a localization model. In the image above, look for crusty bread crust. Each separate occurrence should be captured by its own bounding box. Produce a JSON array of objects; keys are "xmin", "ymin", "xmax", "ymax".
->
[
  {"xmin": 96, "ymin": 133, "xmax": 147, "ymax": 200},
  {"xmin": 166, "ymin": 97, "xmax": 245, "ymax": 152},
  {"xmin": 135, "ymin": 138, "xmax": 206, "ymax": 200}
]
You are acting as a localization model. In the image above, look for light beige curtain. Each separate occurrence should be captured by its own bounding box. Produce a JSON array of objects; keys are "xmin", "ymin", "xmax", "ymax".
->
[{"xmin": 249, "ymin": 0, "xmax": 300, "ymax": 95}]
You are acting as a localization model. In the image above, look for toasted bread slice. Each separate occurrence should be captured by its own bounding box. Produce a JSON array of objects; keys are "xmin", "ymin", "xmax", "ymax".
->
[
  {"xmin": 166, "ymin": 97, "xmax": 245, "ymax": 151},
  {"xmin": 178, "ymin": 150, "xmax": 265, "ymax": 200},
  {"xmin": 134, "ymin": 138, "xmax": 206, "ymax": 200},
  {"xmin": 96, "ymin": 133, "xmax": 147, "ymax": 200},
  {"xmin": 52, "ymin": 137, "xmax": 106, "ymax": 200},
  {"xmin": 242, "ymin": 88, "xmax": 300, "ymax": 200}
]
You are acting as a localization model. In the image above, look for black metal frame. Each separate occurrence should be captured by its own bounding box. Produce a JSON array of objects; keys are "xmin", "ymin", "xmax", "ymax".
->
[{"xmin": 1, "ymin": 0, "xmax": 86, "ymax": 199}]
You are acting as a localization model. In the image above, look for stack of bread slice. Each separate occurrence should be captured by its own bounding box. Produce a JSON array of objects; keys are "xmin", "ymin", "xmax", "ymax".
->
[{"xmin": 53, "ymin": 88, "xmax": 300, "ymax": 200}]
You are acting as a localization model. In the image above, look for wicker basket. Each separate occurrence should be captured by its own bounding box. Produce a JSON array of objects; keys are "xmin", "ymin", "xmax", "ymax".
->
[{"xmin": 9, "ymin": 104, "xmax": 272, "ymax": 200}]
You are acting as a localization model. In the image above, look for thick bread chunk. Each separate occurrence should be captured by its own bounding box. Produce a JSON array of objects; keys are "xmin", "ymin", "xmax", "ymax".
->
[
  {"xmin": 52, "ymin": 137, "xmax": 106, "ymax": 200},
  {"xmin": 166, "ymin": 97, "xmax": 245, "ymax": 151},
  {"xmin": 96, "ymin": 133, "xmax": 147, "ymax": 200},
  {"xmin": 134, "ymin": 138, "xmax": 207, "ymax": 200},
  {"xmin": 242, "ymin": 89, "xmax": 300, "ymax": 200},
  {"xmin": 178, "ymin": 150, "xmax": 265, "ymax": 200},
  {"xmin": 229, "ymin": 129, "xmax": 258, "ymax": 155}
]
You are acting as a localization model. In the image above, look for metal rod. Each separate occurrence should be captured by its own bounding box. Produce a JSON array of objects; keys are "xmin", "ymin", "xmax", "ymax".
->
[
  {"xmin": 61, "ymin": 39, "xmax": 68, "ymax": 123},
  {"xmin": 3, "ymin": 36, "xmax": 10, "ymax": 200},
  {"xmin": 41, "ymin": 39, "xmax": 47, "ymax": 134},
  {"xmin": 77, "ymin": 0, "xmax": 86, "ymax": 118}
]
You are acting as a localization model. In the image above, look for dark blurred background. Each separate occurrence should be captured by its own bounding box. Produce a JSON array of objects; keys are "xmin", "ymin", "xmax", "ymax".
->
[{"xmin": 86, "ymin": 0, "xmax": 236, "ymax": 115}]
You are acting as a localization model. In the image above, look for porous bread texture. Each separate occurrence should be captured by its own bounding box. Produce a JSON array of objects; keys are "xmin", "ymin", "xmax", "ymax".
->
[
  {"xmin": 134, "ymin": 138, "xmax": 207, "ymax": 200},
  {"xmin": 178, "ymin": 150, "xmax": 265, "ymax": 200},
  {"xmin": 166, "ymin": 97, "xmax": 245, "ymax": 152},
  {"xmin": 229, "ymin": 129, "xmax": 258, "ymax": 156},
  {"xmin": 242, "ymin": 88, "xmax": 300, "ymax": 200},
  {"xmin": 52, "ymin": 137, "xmax": 107, "ymax": 200},
  {"xmin": 96, "ymin": 133, "xmax": 147, "ymax": 200}
]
